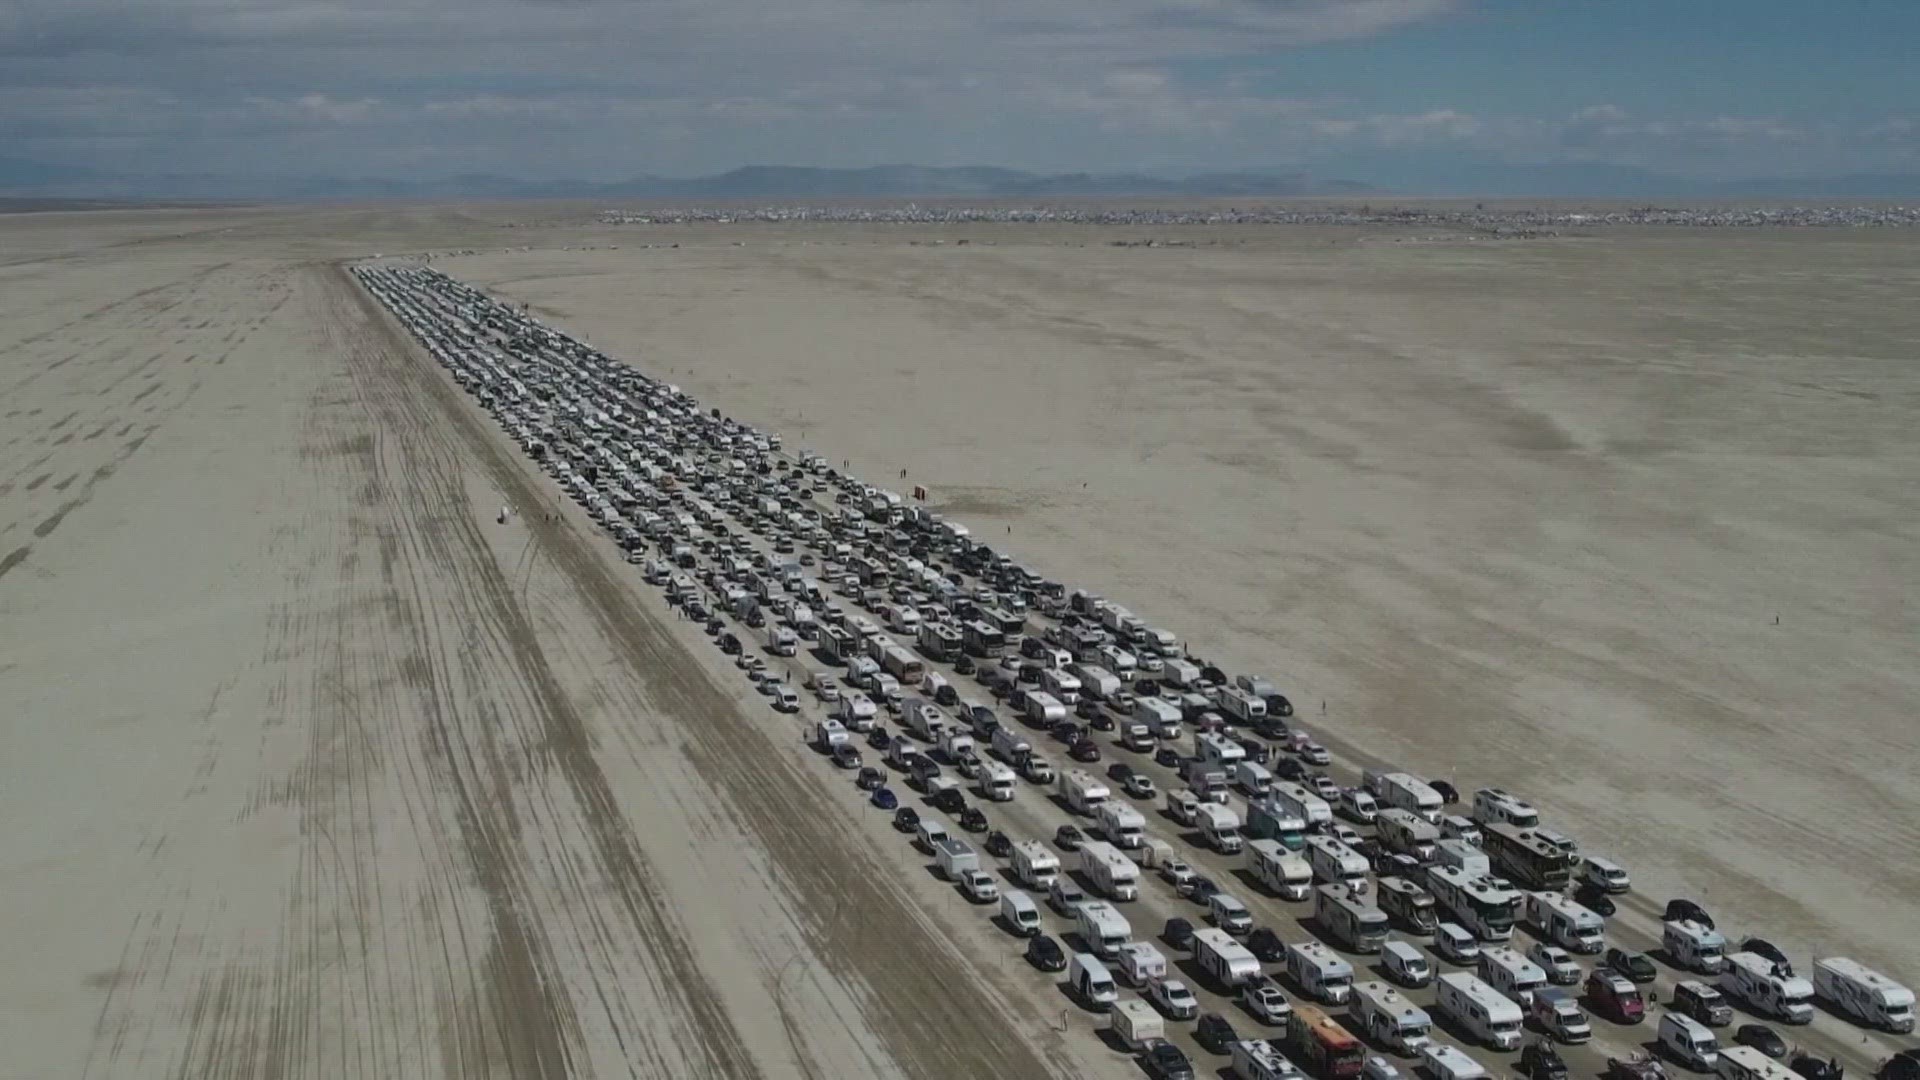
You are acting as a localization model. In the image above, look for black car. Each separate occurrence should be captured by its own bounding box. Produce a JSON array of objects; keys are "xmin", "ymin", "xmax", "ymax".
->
[
  {"xmin": 985, "ymin": 830, "xmax": 1013, "ymax": 858},
  {"xmin": 1051, "ymin": 719, "xmax": 1082, "ymax": 743},
  {"xmin": 1522, "ymin": 1042, "xmax": 1569, "ymax": 1080},
  {"xmin": 1430, "ymin": 779, "xmax": 1461, "ymax": 805},
  {"xmin": 930, "ymin": 788, "xmax": 966, "ymax": 814},
  {"xmin": 704, "ymin": 617, "xmax": 724, "ymax": 635},
  {"xmin": 1087, "ymin": 708, "xmax": 1115, "ymax": 732},
  {"xmin": 893, "ymin": 807, "xmax": 919, "ymax": 831},
  {"xmin": 959, "ymin": 807, "xmax": 988, "ymax": 832},
  {"xmin": 1574, "ymin": 883, "xmax": 1618, "ymax": 917},
  {"xmin": 1164, "ymin": 917, "xmax": 1195, "ymax": 951},
  {"xmin": 1075, "ymin": 698, "xmax": 1103, "ymax": 721},
  {"xmin": 832, "ymin": 744, "xmax": 862, "ymax": 769},
  {"xmin": 1604, "ymin": 947, "xmax": 1658, "ymax": 983},
  {"xmin": 1741, "ymin": 937, "xmax": 1795, "ymax": 976},
  {"xmin": 1791, "ymin": 1057, "xmax": 1844, "ymax": 1080},
  {"xmin": 1144, "ymin": 1040, "xmax": 1194, "ymax": 1080},
  {"xmin": 1068, "ymin": 738, "xmax": 1101, "ymax": 763},
  {"xmin": 1133, "ymin": 679, "xmax": 1162, "ymax": 698},
  {"xmin": 1735, "ymin": 1024, "xmax": 1788, "ymax": 1059},
  {"xmin": 1264, "ymin": 693, "xmax": 1294, "ymax": 718},
  {"xmin": 1107, "ymin": 763, "xmax": 1136, "ymax": 784},
  {"xmin": 1196, "ymin": 1012, "xmax": 1239, "ymax": 1054},
  {"xmin": 1273, "ymin": 757, "xmax": 1309, "ymax": 782},
  {"xmin": 1246, "ymin": 927, "xmax": 1286, "ymax": 962},
  {"xmin": 1154, "ymin": 746, "xmax": 1183, "ymax": 768},
  {"xmin": 1235, "ymin": 737, "xmax": 1270, "ymax": 765},
  {"xmin": 1054, "ymin": 824, "xmax": 1084, "ymax": 851},
  {"xmin": 866, "ymin": 726, "xmax": 891, "ymax": 750},
  {"xmin": 719, "ymin": 633, "xmax": 742, "ymax": 655},
  {"xmin": 856, "ymin": 767, "xmax": 885, "ymax": 790},
  {"xmin": 1664, "ymin": 898, "xmax": 1715, "ymax": 930},
  {"xmin": 1026, "ymin": 934, "xmax": 1066, "ymax": 972},
  {"xmin": 1189, "ymin": 876, "xmax": 1221, "ymax": 903}
]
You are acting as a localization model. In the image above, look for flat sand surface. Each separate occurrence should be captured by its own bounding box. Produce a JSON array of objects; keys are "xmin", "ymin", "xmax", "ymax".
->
[{"xmin": 3, "ymin": 204, "xmax": 1917, "ymax": 1078}]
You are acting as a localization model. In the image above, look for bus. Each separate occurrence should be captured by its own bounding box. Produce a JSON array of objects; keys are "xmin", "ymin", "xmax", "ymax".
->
[
  {"xmin": 880, "ymin": 645, "xmax": 925, "ymax": 687},
  {"xmin": 1287, "ymin": 1002, "xmax": 1366, "ymax": 1079},
  {"xmin": 1482, "ymin": 821, "xmax": 1577, "ymax": 891},
  {"xmin": 1426, "ymin": 864, "xmax": 1522, "ymax": 942},
  {"xmin": 1315, "ymin": 884, "xmax": 1390, "ymax": 953},
  {"xmin": 983, "ymin": 606, "xmax": 1027, "ymax": 645}
]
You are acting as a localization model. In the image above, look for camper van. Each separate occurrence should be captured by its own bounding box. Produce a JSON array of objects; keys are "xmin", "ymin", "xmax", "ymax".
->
[
  {"xmin": 1069, "ymin": 953, "xmax": 1119, "ymax": 1011},
  {"xmin": 1435, "ymin": 972, "xmax": 1523, "ymax": 1050},
  {"xmin": 1658, "ymin": 1013, "xmax": 1720, "ymax": 1072}
]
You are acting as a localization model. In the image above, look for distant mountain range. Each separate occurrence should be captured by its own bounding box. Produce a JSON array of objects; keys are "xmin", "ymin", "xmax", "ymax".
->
[{"xmin": 3, "ymin": 155, "xmax": 1917, "ymax": 202}]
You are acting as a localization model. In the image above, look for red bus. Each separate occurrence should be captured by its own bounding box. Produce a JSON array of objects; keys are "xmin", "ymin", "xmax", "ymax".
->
[{"xmin": 1289, "ymin": 1002, "xmax": 1365, "ymax": 1079}]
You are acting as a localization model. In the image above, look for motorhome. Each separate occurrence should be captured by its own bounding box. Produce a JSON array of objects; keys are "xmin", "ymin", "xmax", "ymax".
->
[
  {"xmin": 1079, "ymin": 841, "xmax": 1142, "ymax": 902},
  {"xmin": 1658, "ymin": 1013, "xmax": 1720, "ymax": 1072},
  {"xmin": 1195, "ymin": 731, "xmax": 1247, "ymax": 768},
  {"xmin": 978, "ymin": 761, "xmax": 1017, "ymax": 802},
  {"xmin": 1377, "ymin": 773, "xmax": 1445, "ymax": 824},
  {"xmin": 1315, "ymin": 884, "xmax": 1390, "ymax": 953},
  {"xmin": 1716, "ymin": 1047, "xmax": 1800, "ymax": 1080},
  {"xmin": 1720, "ymin": 952, "xmax": 1814, "ymax": 1025},
  {"xmin": 1069, "ymin": 953, "xmax": 1119, "ymax": 1012},
  {"xmin": 1012, "ymin": 840, "xmax": 1060, "ymax": 889},
  {"xmin": 962, "ymin": 619, "xmax": 1006, "ymax": 659},
  {"xmin": 1058, "ymin": 769, "xmax": 1111, "ymax": 816},
  {"xmin": 1435, "ymin": 972, "xmax": 1524, "ymax": 1050},
  {"xmin": 1272, "ymin": 781, "xmax": 1333, "ymax": 830},
  {"xmin": 1478, "ymin": 945, "xmax": 1548, "ymax": 1008},
  {"xmin": 1197, "ymin": 802, "xmax": 1243, "ymax": 854},
  {"xmin": 1351, "ymin": 981, "xmax": 1433, "ymax": 1055},
  {"xmin": 1246, "ymin": 799, "xmax": 1309, "ymax": 851},
  {"xmin": 1286, "ymin": 941, "xmax": 1355, "ymax": 1005},
  {"xmin": 1231, "ymin": 1038, "xmax": 1305, "ymax": 1080},
  {"xmin": 1470, "ymin": 788, "xmax": 1540, "ymax": 830},
  {"xmin": 1377, "ymin": 809, "xmax": 1441, "ymax": 863},
  {"xmin": 1420, "ymin": 1045, "xmax": 1488, "ymax": 1080},
  {"xmin": 1430, "ymin": 838, "xmax": 1490, "ymax": 877},
  {"xmin": 1249, "ymin": 839, "xmax": 1313, "ymax": 900},
  {"xmin": 1118, "ymin": 941, "xmax": 1170, "ymax": 987},
  {"xmin": 1076, "ymin": 901, "xmax": 1132, "ymax": 958},
  {"xmin": 1193, "ymin": 927, "xmax": 1261, "ymax": 988},
  {"xmin": 1095, "ymin": 800, "xmax": 1147, "ymax": 849},
  {"xmin": 1424, "ymin": 865, "xmax": 1519, "ymax": 942},
  {"xmin": 1482, "ymin": 822, "xmax": 1577, "ymax": 891},
  {"xmin": 1305, "ymin": 835, "xmax": 1370, "ymax": 892},
  {"xmin": 1526, "ymin": 891, "xmax": 1604, "ymax": 954},
  {"xmin": 762, "ymin": 623, "xmax": 798, "ymax": 656},
  {"xmin": 1811, "ymin": 957, "xmax": 1914, "ymax": 1033},
  {"xmin": 1664, "ymin": 920, "xmax": 1729, "ymax": 975},
  {"xmin": 1375, "ymin": 876, "xmax": 1439, "ymax": 935}
]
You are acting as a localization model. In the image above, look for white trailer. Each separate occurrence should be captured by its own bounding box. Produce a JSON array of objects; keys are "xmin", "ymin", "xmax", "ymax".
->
[
  {"xmin": 1351, "ymin": 980, "xmax": 1434, "ymax": 1055},
  {"xmin": 990, "ymin": 726, "xmax": 1031, "ymax": 765},
  {"xmin": 1272, "ymin": 781, "xmax": 1332, "ymax": 829},
  {"xmin": 901, "ymin": 696, "xmax": 949, "ymax": 741},
  {"xmin": 1076, "ymin": 900, "xmax": 1132, "ymax": 958},
  {"xmin": 1525, "ymin": 891, "xmax": 1605, "ymax": 954},
  {"xmin": 1220, "ymin": 686, "xmax": 1269, "ymax": 724},
  {"xmin": 1194, "ymin": 927, "xmax": 1262, "ymax": 988},
  {"xmin": 1248, "ymin": 838, "xmax": 1313, "ymax": 900},
  {"xmin": 1286, "ymin": 941, "xmax": 1354, "ymax": 1004},
  {"xmin": 1720, "ymin": 952, "xmax": 1814, "ymax": 1025},
  {"xmin": 811, "ymin": 718, "xmax": 849, "ymax": 748},
  {"xmin": 1080, "ymin": 841, "xmax": 1142, "ymax": 902},
  {"xmin": 1197, "ymin": 802, "xmax": 1244, "ymax": 854},
  {"xmin": 1070, "ymin": 663, "xmax": 1121, "ymax": 702},
  {"xmin": 1133, "ymin": 696, "xmax": 1184, "ymax": 739},
  {"xmin": 1425, "ymin": 865, "xmax": 1520, "ymax": 943},
  {"xmin": 1109, "ymin": 998, "xmax": 1164, "ymax": 1050},
  {"xmin": 1058, "ymin": 769, "xmax": 1111, "ymax": 815},
  {"xmin": 1811, "ymin": 957, "xmax": 1913, "ymax": 1033},
  {"xmin": 1012, "ymin": 840, "xmax": 1060, "ymax": 889},
  {"xmin": 762, "ymin": 623, "xmax": 798, "ymax": 656},
  {"xmin": 1305, "ymin": 834, "xmax": 1369, "ymax": 892},
  {"xmin": 1024, "ymin": 690, "xmax": 1066, "ymax": 726},
  {"xmin": 1040, "ymin": 667, "xmax": 1082, "ymax": 705},
  {"xmin": 1435, "ymin": 971, "xmax": 1524, "ymax": 1050},
  {"xmin": 1096, "ymin": 800, "xmax": 1147, "ymax": 849},
  {"xmin": 938, "ymin": 728, "xmax": 976, "ymax": 763},
  {"xmin": 1431, "ymin": 838, "xmax": 1490, "ymax": 876},
  {"xmin": 933, "ymin": 838, "xmax": 978, "ymax": 880}
]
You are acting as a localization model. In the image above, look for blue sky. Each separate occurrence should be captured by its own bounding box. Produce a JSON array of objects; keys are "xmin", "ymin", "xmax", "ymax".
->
[{"xmin": 2, "ymin": 0, "xmax": 1917, "ymax": 188}]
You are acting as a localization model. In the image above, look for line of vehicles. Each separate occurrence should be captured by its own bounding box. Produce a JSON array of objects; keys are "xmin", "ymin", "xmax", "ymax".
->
[{"xmin": 353, "ymin": 262, "xmax": 1916, "ymax": 1080}]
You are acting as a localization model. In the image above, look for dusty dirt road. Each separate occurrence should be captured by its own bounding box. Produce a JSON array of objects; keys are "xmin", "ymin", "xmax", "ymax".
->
[{"xmin": 1, "ymin": 209, "xmax": 1100, "ymax": 1079}]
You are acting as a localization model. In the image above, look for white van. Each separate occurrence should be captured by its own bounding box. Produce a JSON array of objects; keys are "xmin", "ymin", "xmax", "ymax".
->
[
  {"xmin": 1069, "ymin": 953, "xmax": 1119, "ymax": 1012},
  {"xmin": 1434, "ymin": 923, "xmax": 1480, "ymax": 964},
  {"xmin": 1000, "ymin": 890, "xmax": 1041, "ymax": 937},
  {"xmin": 1660, "ymin": 1013, "xmax": 1721, "ymax": 1072},
  {"xmin": 1384, "ymin": 940, "xmax": 1434, "ymax": 988}
]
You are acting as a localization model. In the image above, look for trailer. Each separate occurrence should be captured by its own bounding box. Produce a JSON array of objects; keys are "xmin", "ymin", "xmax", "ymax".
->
[
  {"xmin": 1110, "ymin": 998, "xmax": 1165, "ymax": 1050},
  {"xmin": 1193, "ymin": 927, "xmax": 1261, "ymax": 989},
  {"xmin": 933, "ymin": 838, "xmax": 978, "ymax": 880}
]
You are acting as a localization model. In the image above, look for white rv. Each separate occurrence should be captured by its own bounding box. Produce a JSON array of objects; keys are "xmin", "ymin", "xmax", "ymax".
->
[
  {"xmin": 1305, "ymin": 834, "xmax": 1369, "ymax": 892},
  {"xmin": 1286, "ymin": 941, "xmax": 1354, "ymax": 1004},
  {"xmin": 1470, "ymin": 788, "xmax": 1539, "ymax": 830},
  {"xmin": 1194, "ymin": 927, "xmax": 1262, "ymax": 988},
  {"xmin": 1012, "ymin": 840, "xmax": 1061, "ymax": 889},
  {"xmin": 1376, "ymin": 808, "xmax": 1440, "ymax": 863},
  {"xmin": 1664, "ymin": 920, "xmax": 1729, "ymax": 975},
  {"xmin": 1720, "ymin": 952, "xmax": 1814, "ymax": 1025},
  {"xmin": 1197, "ymin": 802, "xmax": 1244, "ymax": 854},
  {"xmin": 1435, "ymin": 971, "xmax": 1524, "ymax": 1050},
  {"xmin": 1811, "ymin": 957, "xmax": 1914, "ymax": 1033},
  {"xmin": 1133, "ymin": 696, "xmax": 1184, "ymax": 739},
  {"xmin": 1095, "ymin": 800, "xmax": 1147, "ymax": 849},
  {"xmin": 1477, "ymin": 945, "xmax": 1548, "ymax": 1008},
  {"xmin": 977, "ymin": 761, "xmax": 1017, "ymax": 802},
  {"xmin": 1272, "ymin": 781, "xmax": 1333, "ymax": 830},
  {"xmin": 1249, "ymin": 838, "xmax": 1313, "ymax": 900},
  {"xmin": 1377, "ymin": 772, "xmax": 1444, "ymax": 824},
  {"xmin": 1079, "ymin": 841, "xmax": 1142, "ymax": 902},
  {"xmin": 1118, "ymin": 941, "xmax": 1170, "ymax": 987},
  {"xmin": 1351, "ymin": 980, "xmax": 1433, "ymax": 1055},
  {"xmin": 1424, "ymin": 865, "xmax": 1520, "ymax": 942},
  {"xmin": 1076, "ymin": 900, "xmax": 1132, "ymax": 958},
  {"xmin": 1058, "ymin": 769, "xmax": 1111, "ymax": 815},
  {"xmin": 1232, "ymin": 1038, "xmax": 1305, "ymax": 1080},
  {"xmin": 1525, "ymin": 891, "xmax": 1605, "ymax": 954}
]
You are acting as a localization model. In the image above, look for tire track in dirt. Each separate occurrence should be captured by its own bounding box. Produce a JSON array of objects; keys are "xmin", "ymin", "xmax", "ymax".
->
[{"xmin": 344, "ymin": 263, "xmax": 1085, "ymax": 1080}]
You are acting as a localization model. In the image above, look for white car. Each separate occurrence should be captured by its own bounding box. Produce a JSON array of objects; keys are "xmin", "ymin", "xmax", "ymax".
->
[
  {"xmin": 1330, "ymin": 824, "xmax": 1365, "ymax": 848},
  {"xmin": 1363, "ymin": 1056, "xmax": 1404, "ymax": 1080},
  {"xmin": 959, "ymin": 870, "xmax": 999, "ymax": 904},
  {"xmin": 1243, "ymin": 980, "xmax": 1292, "ymax": 1025},
  {"xmin": 1147, "ymin": 978, "xmax": 1200, "ymax": 1020},
  {"xmin": 1158, "ymin": 858, "xmax": 1196, "ymax": 892},
  {"xmin": 810, "ymin": 673, "xmax": 841, "ymax": 702},
  {"xmin": 1123, "ymin": 774, "xmax": 1157, "ymax": 800},
  {"xmin": 1529, "ymin": 942, "xmax": 1582, "ymax": 985},
  {"xmin": 1299, "ymin": 741, "xmax": 1331, "ymax": 766}
]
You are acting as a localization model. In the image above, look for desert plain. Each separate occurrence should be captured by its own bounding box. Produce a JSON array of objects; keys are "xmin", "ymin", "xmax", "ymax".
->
[{"xmin": 2, "ymin": 202, "xmax": 1916, "ymax": 1079}]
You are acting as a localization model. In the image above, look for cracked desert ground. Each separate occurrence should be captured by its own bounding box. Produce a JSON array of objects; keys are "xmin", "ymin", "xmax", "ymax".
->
[{"xmin": 2, "ymin": 202, "xmax": 1915, "ymax": 1079}]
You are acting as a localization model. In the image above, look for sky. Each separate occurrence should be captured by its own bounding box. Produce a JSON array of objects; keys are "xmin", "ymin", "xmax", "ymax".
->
[{"xmin": 3, "ymin": 0, "xmax": 1919, "ymax": 187}]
